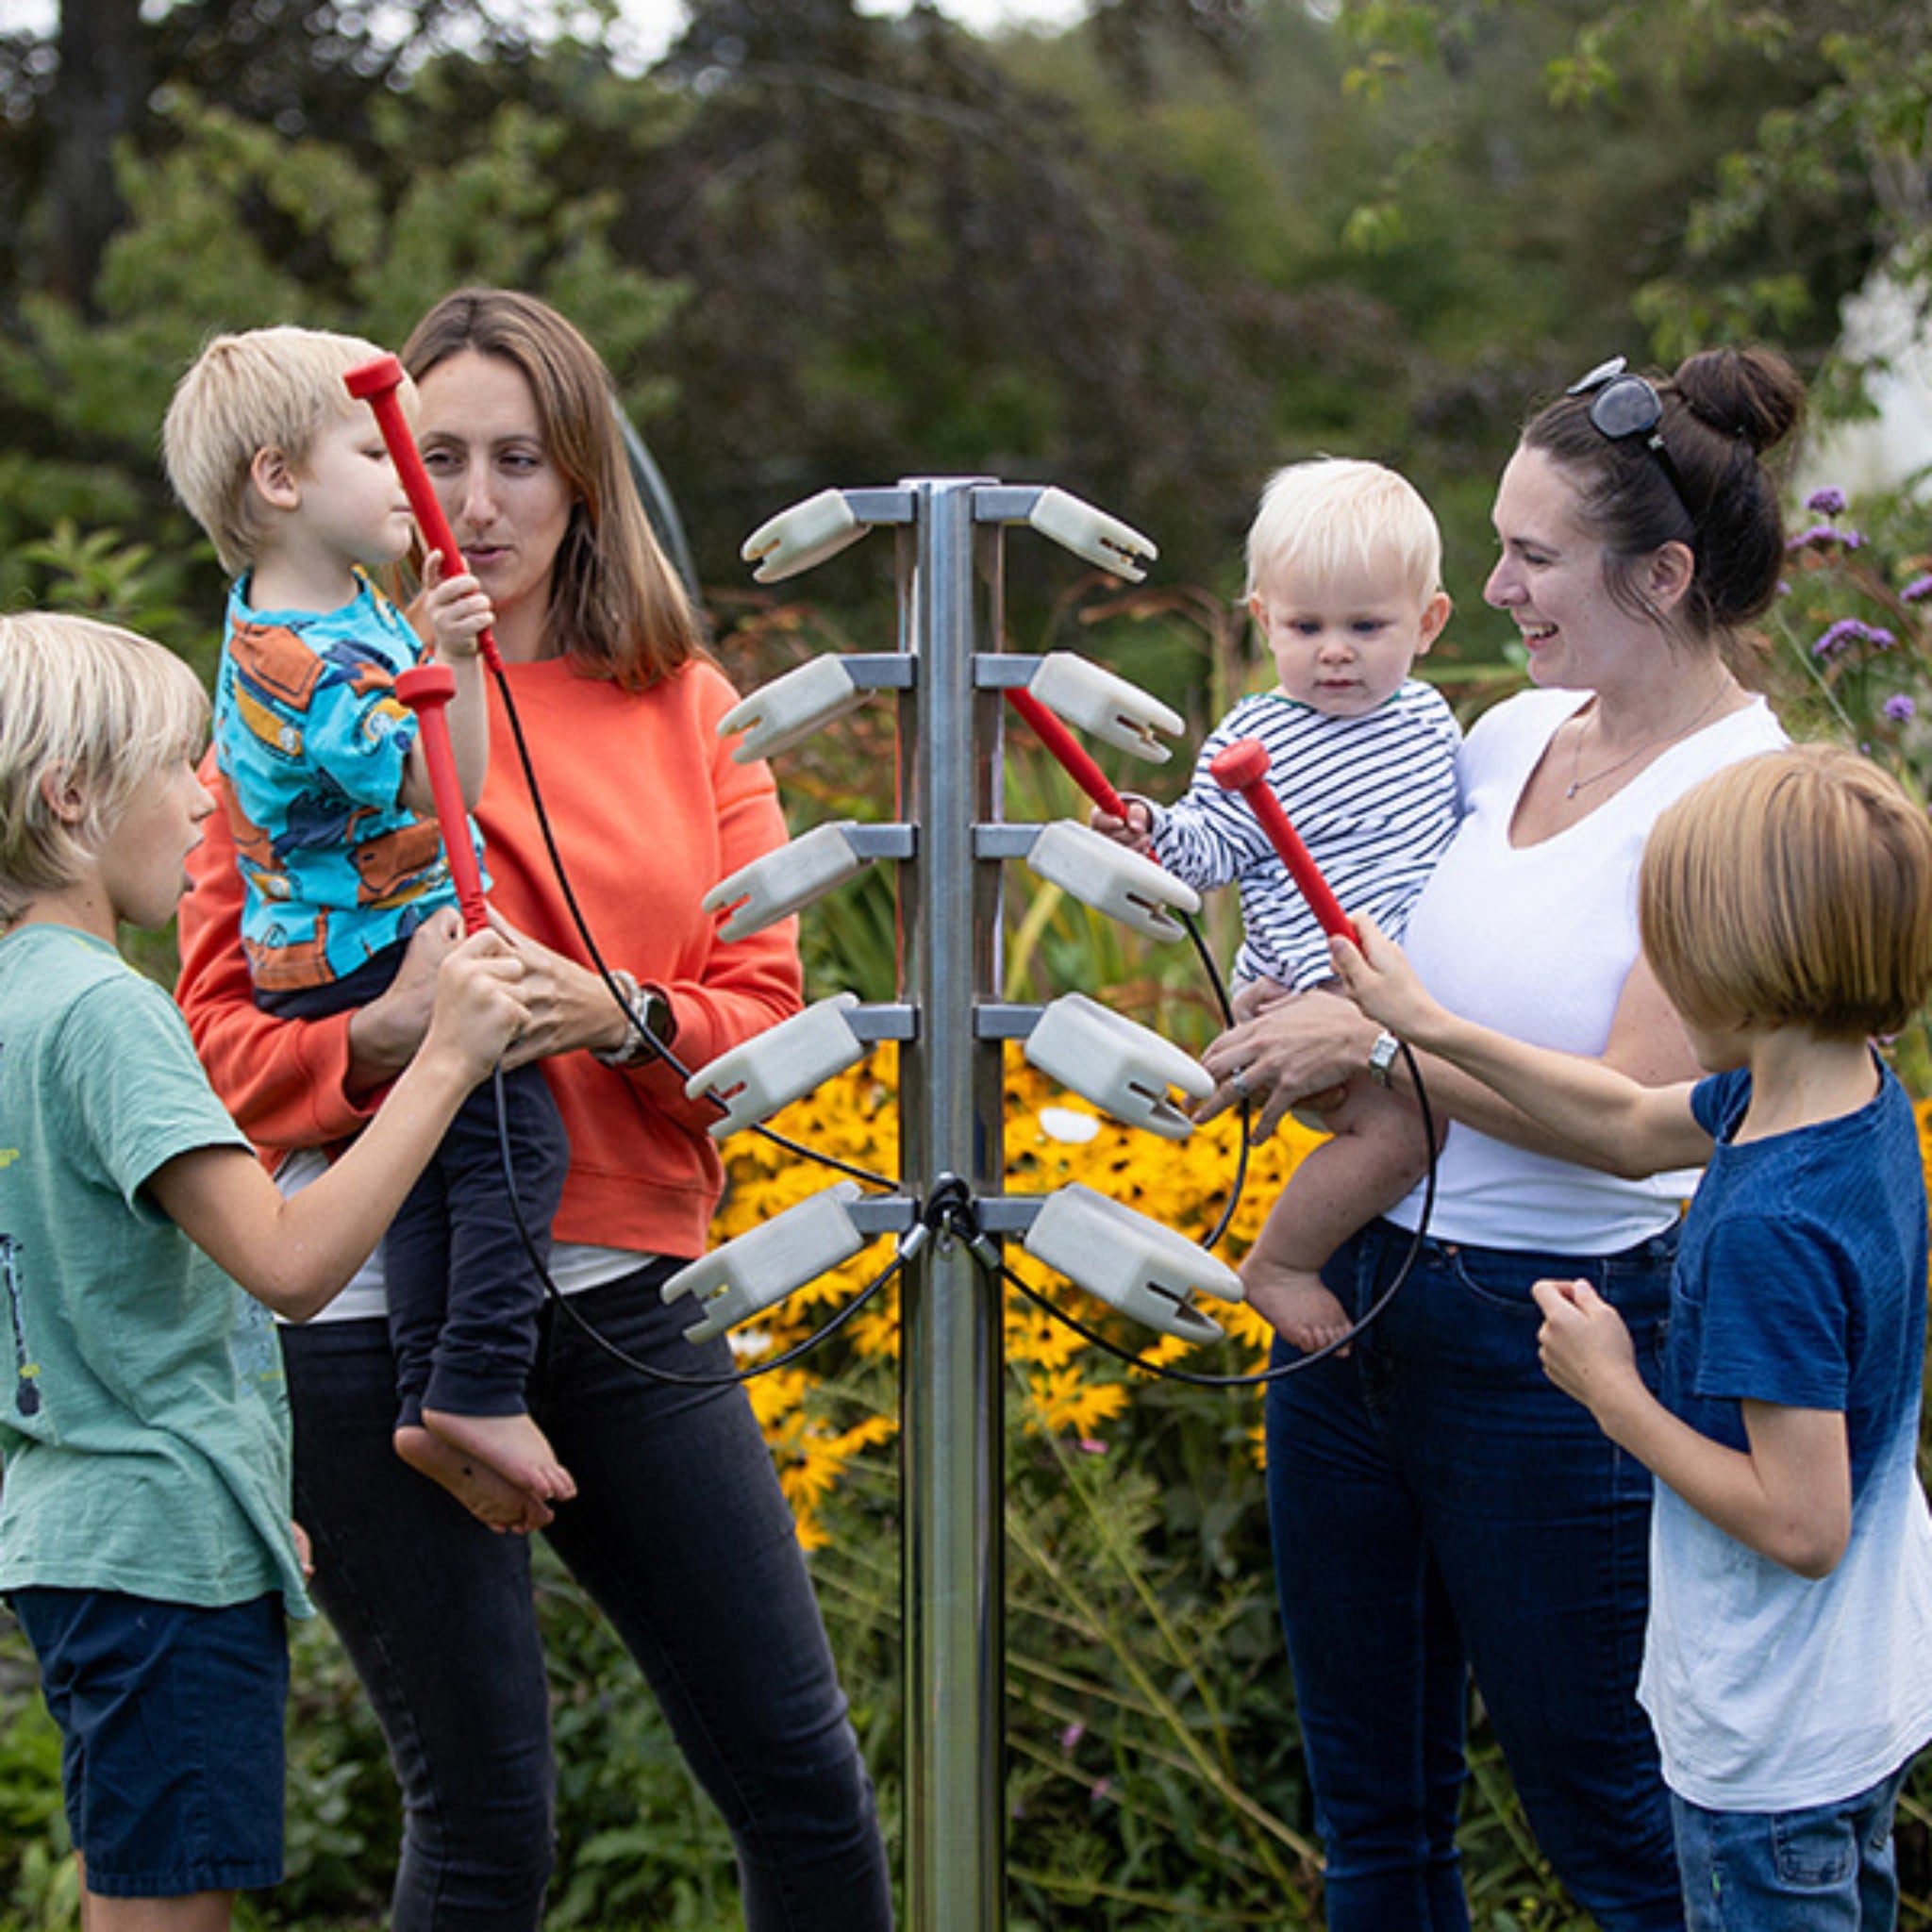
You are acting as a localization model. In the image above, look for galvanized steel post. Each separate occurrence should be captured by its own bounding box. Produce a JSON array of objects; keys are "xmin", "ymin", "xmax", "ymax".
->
[{"xmin": 895, "ymin": 478, "xmax": 1007, "ymax": 1932}]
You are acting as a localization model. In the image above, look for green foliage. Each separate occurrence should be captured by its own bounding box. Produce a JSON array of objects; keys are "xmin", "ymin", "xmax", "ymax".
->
[
  {"xmin": 1762, "ymin": 476, "xmax": 1932, "ymax": 1096},
  {"xmin": 1765, "ymin": 480, "xmax": 1932, "ymax": 799},
  {"xmin": 6, "ymin": 519, "xmax": 198, "ymax": 658},
  {"xmin": 1330, "ymin": 0, "xmax": 1922, "ymax": 364},
  {"xmin": 1001, "ymin": 1400, "xmax": 1321, "ymax": 1924},
  {"xmin": 0, "ymin": 1620, "xmax": 76, "ymax": 1932},
  {"xmin": 0, "ymin": 75, "xmax": 688, "ymax": 654}
]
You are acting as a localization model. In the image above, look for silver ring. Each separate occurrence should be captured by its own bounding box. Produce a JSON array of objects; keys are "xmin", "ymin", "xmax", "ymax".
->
[{"xmin": 1230, "ymin": 1066, "xmax": 1252, "ymax": 1099}]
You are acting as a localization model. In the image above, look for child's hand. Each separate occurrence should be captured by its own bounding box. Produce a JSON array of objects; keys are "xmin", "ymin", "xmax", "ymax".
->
[
  {"xmin": 423, "ymin": 928, "xmax": 531, "ymax": 1081},
  {"xmin": 421, "ymin": 550, "xmax": 494, "ymax": 662},
  {"xmin": 1231, "ymin": 975, "xmax": 1292, "ymax": 1023},
  {"xmin": 348, "ymin": 906, "xmax": 464, "ymax": 1084},
  {"xmin": 1089, "ymin": 797, "xmax": 1155, "ymax": 856},
  {"xmin": 1327, "ymin": 911, "xmax": 1441, "ymax": 1039},
  {"xmin": 1532, "ymin": 1277, "xmax": 1638, "ymax": 1416}
]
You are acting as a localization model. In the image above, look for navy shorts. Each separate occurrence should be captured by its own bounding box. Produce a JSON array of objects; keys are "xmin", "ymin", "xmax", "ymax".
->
[{"xmin": 8, "ymin": 1587, "xmax": 288, "ymax": 1897}]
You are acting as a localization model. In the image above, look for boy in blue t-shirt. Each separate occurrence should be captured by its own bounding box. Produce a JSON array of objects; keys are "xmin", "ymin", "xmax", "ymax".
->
[
  {"xmin": 1334, "ymin": 743, "xmax": 1932, "ymax": 1928},
  {"xmin": 163, "ymin": 326, "xmax": 572, "ymax": 1514},
  {"xmin": 0, "ymin": 611, "xmax": 525, "ymax": 1923}
]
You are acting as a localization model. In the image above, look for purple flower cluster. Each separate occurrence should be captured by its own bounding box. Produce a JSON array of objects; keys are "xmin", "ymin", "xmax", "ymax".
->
[
  {"xmin": 1789, "ymin": 523, "xmax": 1867, "ymax": 553},
  {"xmin": 1903, "ymin": 574, "xmax": 1932, "ymax": 605},
  {"xmin": 1813, "ymin": 617, "xmax": 1897, "ymax": 658},
  {"xmin": 1885, "ymin": 694, "xmax": 1917, "ymax": 724},
  {"xmin": 1806, "ymin": 486, "xmax": 1848, "ymax": 516}
]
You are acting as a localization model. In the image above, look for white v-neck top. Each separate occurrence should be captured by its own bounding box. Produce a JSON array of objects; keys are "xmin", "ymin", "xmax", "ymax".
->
[{"xmin": 1387, "ymin": 687, "xmax": 1787, "ymax": 1253}]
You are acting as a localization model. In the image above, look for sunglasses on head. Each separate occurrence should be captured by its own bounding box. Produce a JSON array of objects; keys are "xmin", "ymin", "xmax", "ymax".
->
[{"xmin": 1567, "ymin": 356, "xmax": 1695, "ymax": 524}]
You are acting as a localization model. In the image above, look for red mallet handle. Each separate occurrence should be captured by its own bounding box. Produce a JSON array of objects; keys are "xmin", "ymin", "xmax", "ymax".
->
[
  {"xmin": 1007, "ymin": 687, "xmax": 1130, "ymax": 820},
  {"xmin": 343, "ymin": 353, "xmax": 503, "ymax": 673},
  {"xmin": 1209, "ymin": 737, "xmax": 1356, "ymax": 942},
  {"xmin": 395, "ymin": 663, "xmax": 489, "ymax": 936}
]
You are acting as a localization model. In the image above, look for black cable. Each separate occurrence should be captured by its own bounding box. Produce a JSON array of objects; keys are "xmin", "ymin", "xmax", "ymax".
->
[
  {"xmin": 490, "ymin": 1064, "xmax": 906, "ymax": 1388},
  {"xmin": 1177, "ymin": 906, "xmax": 1250, "ymax": 1255},
  {"xmin": 979, "ymin": 1040, "xmax": 1438, "ymax": 1388},
  {"xmin": 490, "ymin": 661, "xmax": 895, "ymax": 1192},
  {"xmin": 485, "ymin": 657, "xmax": 1432, "ymax": 1380}
]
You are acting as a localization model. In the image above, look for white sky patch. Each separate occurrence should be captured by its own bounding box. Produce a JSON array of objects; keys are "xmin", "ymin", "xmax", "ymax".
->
[{"xmin": 7, "ymin": 0, "xmax": 1089, "ymax": 49}]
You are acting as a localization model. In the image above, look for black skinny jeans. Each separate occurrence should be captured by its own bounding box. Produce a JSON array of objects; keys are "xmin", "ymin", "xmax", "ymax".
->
[{"xmin": 282, "ymin": 1263, "xmax": 893, "ymax": 1930}]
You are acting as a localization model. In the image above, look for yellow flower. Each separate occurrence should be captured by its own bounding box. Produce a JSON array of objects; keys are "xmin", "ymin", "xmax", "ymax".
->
[
  {"xmin": 711, "ymin": 1042, "xmax": 1319, "ymax": 1529},
  {"xmin": 1021, "ymin": 1363, "xmax": 1131, "ymax": 1440}
]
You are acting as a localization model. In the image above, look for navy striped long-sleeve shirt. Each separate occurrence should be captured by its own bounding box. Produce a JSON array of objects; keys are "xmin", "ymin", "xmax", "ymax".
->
[{"xmin": 1148, "ymin": 681, "xmax": 1461, "ymax": 991}]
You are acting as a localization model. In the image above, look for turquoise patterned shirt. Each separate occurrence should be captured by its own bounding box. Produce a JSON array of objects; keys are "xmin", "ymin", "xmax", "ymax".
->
[{"xmin": 214, "ymin": 570, "xmax": 482, "ymax": 994}]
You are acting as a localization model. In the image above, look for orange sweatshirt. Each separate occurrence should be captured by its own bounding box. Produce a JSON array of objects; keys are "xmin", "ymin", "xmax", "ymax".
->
[{"xmin": 175, "ymin": 655, "xmax": 803, "ymax": 1262}]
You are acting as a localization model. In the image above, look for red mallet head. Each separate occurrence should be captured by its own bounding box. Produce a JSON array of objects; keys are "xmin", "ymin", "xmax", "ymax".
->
[
  {"xmin": 343, "ymin": 351, "xmax": 407, "ymax": 404},
  {"xmin": 1209, "ymin": 737, "xmax": 1356, "ymax": 942},
  {"xmin": 1207, "ymin": 737, "xmax": 1270, "ymax": 794},
  {"xmin": 395, "ymin": 662, "xmax": 457, "ymax": 707},
  {"xmin": 343, "ymin": 354, "xmax": 503, "ymax": 673}
]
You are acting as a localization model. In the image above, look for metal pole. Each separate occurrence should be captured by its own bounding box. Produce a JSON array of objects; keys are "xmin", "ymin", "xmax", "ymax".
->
[{"xmin": 897, "ymin": 477, "xmax": 1006, "ymax": 1932}]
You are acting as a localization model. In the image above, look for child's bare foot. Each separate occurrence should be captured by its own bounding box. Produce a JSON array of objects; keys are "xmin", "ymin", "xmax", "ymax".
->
[
  {"xmin": 1241, "ymin": 1263, "xmax": 1354, "ymax": 1356},
  {"xmin": 423, "ymin": 1408, "xmax": 576, "ymax": 1505},
  {"xmin": 395, "ymin": 1424, "xmax": 554, "ymax": 1534}
]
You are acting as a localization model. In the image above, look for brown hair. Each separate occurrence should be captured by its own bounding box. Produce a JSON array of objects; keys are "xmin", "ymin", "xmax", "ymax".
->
[
  {"xmin": 402, "ymin": 290, "xmax": 702, "ymax": 690},
  {"xmin": 1641, "ymin": 744, "xmax": 1932, "ymax": 1041},
  {"xmin": 1522, "ymin": 347, "xmax": 1807, "ymax": 682}
]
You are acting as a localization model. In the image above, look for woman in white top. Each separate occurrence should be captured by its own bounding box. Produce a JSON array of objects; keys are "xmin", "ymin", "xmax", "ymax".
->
[{"xmin": 1203, "ymin": 347, "xmax": 1804, "ymax": 1929}]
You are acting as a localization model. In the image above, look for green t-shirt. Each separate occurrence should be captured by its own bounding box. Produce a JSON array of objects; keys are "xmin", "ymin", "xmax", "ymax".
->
[{"xmin": 0, "ymin": 924, "xmax": 311, "ymax": 1614}]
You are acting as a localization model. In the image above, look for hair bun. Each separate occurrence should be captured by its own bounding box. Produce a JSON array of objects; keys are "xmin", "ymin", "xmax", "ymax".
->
[{"xmin": 1673, "ymin": 345, "xmax": 1805, "ymax": 456}]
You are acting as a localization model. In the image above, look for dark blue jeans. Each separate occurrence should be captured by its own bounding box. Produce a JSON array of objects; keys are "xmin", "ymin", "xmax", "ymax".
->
[
  {"xmin": 1673, "ymin": 1759, "xmax": 1914, "ymax": 1931},
  {"xmin": 281, "ymin": 1264, "xmax": 892, "ymax": 1931},
  {"xmin": 266, "ymin": 953, "xmax": 569, "ymax": 1424},
  {"xmin": 1266, "ymin": 1217, "xmax": 1682, "ymax": 1930},
  {"xmin": 385, "ymin": 1064, "xmax": 568, "ymax": 1424}
]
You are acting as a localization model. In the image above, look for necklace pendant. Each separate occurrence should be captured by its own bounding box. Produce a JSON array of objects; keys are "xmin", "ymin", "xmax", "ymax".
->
[{"xmin": 1564, "ymin": 781, "xmax": 1578, "ymax": 799}]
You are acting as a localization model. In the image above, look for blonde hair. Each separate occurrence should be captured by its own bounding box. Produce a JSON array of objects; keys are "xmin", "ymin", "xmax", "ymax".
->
[
  {"xmin": 0, "ymin": 612, "xmax": 208, "ymax": 924},
  {"xmin": 1244, "ymin": 458, "xmax": 1443, "ymax": 606},
  {"xmin": 162, "ymin": 325, "xmax": 406, "ymax": 575},
  {"xmin": 403, "ymin": 290, "xmax": 703, "ymax": 690},
  {"xmin": 1641, "ymin": 744, "xmax": 1932, "ymax": 1041}
]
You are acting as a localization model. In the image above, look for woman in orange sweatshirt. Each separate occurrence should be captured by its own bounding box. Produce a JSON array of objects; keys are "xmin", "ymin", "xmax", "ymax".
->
[{"xmin": 175, "ymin": 289, "xmax": 893, "ymax": 1932}]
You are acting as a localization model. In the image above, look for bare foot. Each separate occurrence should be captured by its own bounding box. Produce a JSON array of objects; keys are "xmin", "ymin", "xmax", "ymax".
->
[
  {"xmin": 1241, "ymin": 1262, "xmax": 1354, "ymax": 1356},
  {"xmin": 395, "ymin": 1424, "xmax": 555, "ymax": 1534},
  {"xmin": 423, "ymin": 1408, "xmax": 576, "ymax": 1504}
]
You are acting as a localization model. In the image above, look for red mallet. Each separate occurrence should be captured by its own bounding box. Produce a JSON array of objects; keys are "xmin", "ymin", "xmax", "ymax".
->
[
  {"xmin": 395, "ymin": 663, "xmax": 488, "ymax": 937},
  {"xmin": 1208, "ymin": 737, "xmax": 1356, "ymax": 942},
  {"xmin": 343, "ymin": 353, "xmax": 503, "ymax": 674},
  {"xmin": 1006, "ymin": 687, "xmax": 1130, "ymax": 821}
]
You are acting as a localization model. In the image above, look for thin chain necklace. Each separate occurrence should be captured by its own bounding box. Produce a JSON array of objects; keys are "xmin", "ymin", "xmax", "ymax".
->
[{"xmin": 1565, "ymin": 683, "xmax": 1730, "ymax": 800}]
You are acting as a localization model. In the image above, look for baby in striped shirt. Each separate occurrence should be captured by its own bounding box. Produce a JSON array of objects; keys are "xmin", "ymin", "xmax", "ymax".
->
[{"xmin": 1094, "ymin": 458, "xmax": 1459, "ymax": 1351}]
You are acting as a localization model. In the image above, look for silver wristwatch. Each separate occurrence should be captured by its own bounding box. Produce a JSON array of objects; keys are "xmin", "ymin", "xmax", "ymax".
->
[
  {"xmin": 1366, "ymin": 1030, "xmax": 1402, "ymax": 1088},
  {"xmin": 593, "ymin": 970, "xmax": 674, "ymax": 1069}
]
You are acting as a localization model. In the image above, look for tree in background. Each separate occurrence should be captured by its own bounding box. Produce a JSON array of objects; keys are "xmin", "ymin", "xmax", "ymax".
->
[
  {"xmin": 4, "ymin": 0, "xmax": 1896, "ymax": 665},
  {"xmin": 1327, "ymin": 0, "xmax": 1926, "ymax": 393}
]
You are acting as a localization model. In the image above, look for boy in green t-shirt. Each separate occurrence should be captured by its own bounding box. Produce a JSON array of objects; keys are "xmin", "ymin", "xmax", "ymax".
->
[{"xmin": 0, "ymin": 611, "xmax": 526, "ymax": 1927}]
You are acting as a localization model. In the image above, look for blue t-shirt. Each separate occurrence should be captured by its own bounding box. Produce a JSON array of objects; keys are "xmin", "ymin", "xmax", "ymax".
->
[
  {"xmin": 215, "ymin": 570, "xmax": 484, "ymax": 994},
  {"xmin": 1639, "ymin": 1059, "xmax": 1932, "ymax": 1809}
]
